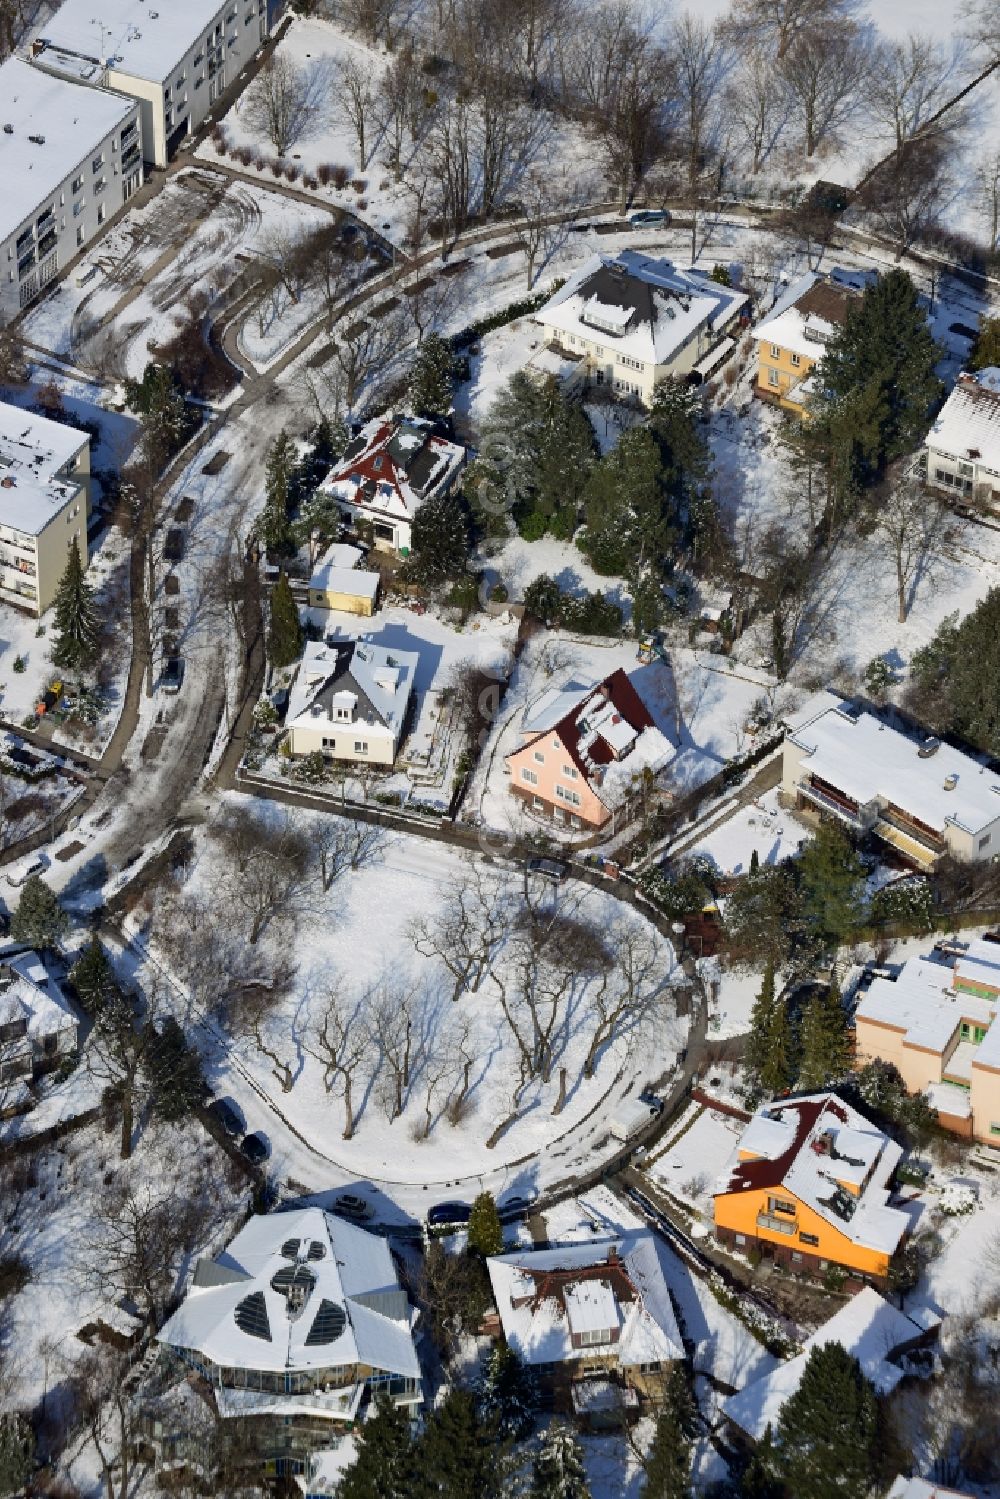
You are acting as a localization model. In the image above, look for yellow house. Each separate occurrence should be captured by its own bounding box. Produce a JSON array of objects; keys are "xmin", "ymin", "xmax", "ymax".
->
[
  {"xmin": 713, "ymin": 1093, "xmax": 909, "ymax": 1287},
  {"xmin": 307, "ymin": 543, "xmax": 379, "ymax": 617},
  {"xmin": 855, "ymin": 936, "xmax": 1000, "ymax": 1143},
  {"xmin": 753, "ymin": 272, "xmax": 864, "ymax": 416}
]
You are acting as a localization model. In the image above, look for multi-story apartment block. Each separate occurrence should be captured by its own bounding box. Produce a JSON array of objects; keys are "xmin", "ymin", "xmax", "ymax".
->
[
  {"xmin": 0, "ymin": 401, "xmax": 90, "ymax": 614},
  {"xmin": 32, "ymin": 0, "xmax": 270, "ymax": 169},
  {"xmin": 0, "ymin": 57, "xmax": 141, "ymax": 319}
]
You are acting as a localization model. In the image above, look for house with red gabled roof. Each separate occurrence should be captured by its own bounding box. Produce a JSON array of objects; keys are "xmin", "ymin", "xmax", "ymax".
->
[
  {"xmin": 713, "ymin": 1092, "xmax": 911, "ymax": 1289},
  {"xmin": 506, "ymin": 668, "xmax": 674, "ymax": 830},
  {"xmin": 317, "ymin": 415, "xmax": 465, "ymax": 556}
]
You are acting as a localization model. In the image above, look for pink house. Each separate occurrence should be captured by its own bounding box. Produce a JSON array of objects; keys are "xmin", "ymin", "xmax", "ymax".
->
[{"xmin": 506, "ymin": 668, "xmax": 673, "ymax": 830}]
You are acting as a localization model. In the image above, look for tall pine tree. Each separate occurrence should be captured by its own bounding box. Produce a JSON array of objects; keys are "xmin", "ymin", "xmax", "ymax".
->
[
  {"xmin": 744, "ymin": 961, "xmax": 792, "ymax": 1101},
  {"xmin": 413, "ymin": 1388, "xmax": 504, "ymax": 1499},
  {"xmin": 468, "ymin": 1190, "xmax": 504, "ymax": 1257},
  {"xmin": 51, "ymin": 543, "xmax": 100, "ymax": 673},
  {"xmin": 71, "ymin": 934, "xmax": 116, "ymax": 1014},
  {"xmin": 580, "ymin": 426, "xmax": 676, "ymax": 577},
  {"xmin": 797, "ymin": 975, "xmax": 850, "ymax": 1091},
  {"xmin": 531, "ymin": 1423, "xmax": 591, "ymax": 1499},
  {"xmin": 408, "ymin": 332, "xmax": 458, "ymax": 417},
  {"xmin": 796, "ymin": 821, "xmax": 866, "ymax": 955},
  {"xmin": 477, "ymin": 1343, "xmax": 536, "ymax": 1441},
  {"xmin": 267, "ymin": 572, "xmax": 303, "ymax": 668},
  {"xmin": 253, "ymin": 430, "xmax": 297, "ymax": 556},
  {"xmin": 10, "ymin": 874, "xmax": 67, "ymax": 949},
  {"xmin": 641, "ymin": 1364, "xmax": 697, "ymax": 1499},
  {"xmin": 404, "ymin": 489, "xmax": 469, "ymax": 584},
  {"xmin": 773, "ymin": 1343, "xmax": 878, "ymax": 1499},
  {"xmin": 339, "ymin": 1392, "xmax": 413, "ymax": 1499}
]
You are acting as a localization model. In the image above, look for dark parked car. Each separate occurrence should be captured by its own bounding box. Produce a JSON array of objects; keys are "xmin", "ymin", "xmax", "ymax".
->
[
  {"xmin": 499, "ymin": 1190, "xmax": 538, "ymax": 1220},
  {"xmin": 331, "ymin": 1192, "xmax": 374, "ymax": 1222},
  {"xmin": 208, "ymin": 1098, "xmax": 244, "ymax": 1138},
  {"xmin": 163, "ymin": 528, "xmax": 186, "ymax": 562},
  {"xmin": 427, "ymin": 1201, "xmax": 471, "ymax": 1229},
  {"xmin": 527, "ymin": 856, "xmax": 570, "ymax": 883},
  {"xmin": 240, "ymin": 1132, "xmax": 270, "ymax": 1165},
  {"xmin": 161, "ymin": 657, "xmax": 185, "ymax": 694}
]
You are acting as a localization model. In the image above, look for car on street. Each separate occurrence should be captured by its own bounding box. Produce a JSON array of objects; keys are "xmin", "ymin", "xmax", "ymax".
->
[
  {"xmin": 240, "ymin": 1132, "xmax": 269, "ymax": 1165},
  {"xmin": 331, "ymin": 1192, "xmax": 374, "ymax": 1222},
  {"xmin": 526, "ymin": 856, "xmax": 570, "ymax": 884},
  {"xmin": 4, "ymin": 857, "xmax": 45, "ymax": 888},
  {"xmin": 499, "ymin": 1190, "xmax": 538, "ymax": 1220},
  {"xmin": 426, "ymin": 1201, "xmax": 471, "ymax": 1229},
  {"xmin": 207, "ymin": 1097, "xmax": 244, "ymax": 1138},
  {"xmin": 629, "ymin": 209, "xmax": 671, "ymax": 228},
  {"xmin": 161, "ymin": 657, "xmax": 185, "ymax": 694}
]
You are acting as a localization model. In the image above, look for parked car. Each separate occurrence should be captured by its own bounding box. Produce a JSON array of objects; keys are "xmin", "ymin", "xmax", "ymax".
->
[
  {"xmin": 240, "ymin": 1132, "xmax": 270, "ymax": 1165},
  {"xmin": 4, "ymin": 858, "xmax": 46, "ymax": 888},
  {"xmin": 163, "ymin": 528, "xmax": 186, "ymax": 562},
  {"xmin": 426, "ymin": 1201, "xmax": 471, "ymax": 1229},
  {"xmin": 331, "ymin": 1192, "xmax": 374, "ymax": 1222},
  {"xmin": 161, "ymin": 657, "xmax": 185, "ymax": 694},
  {"xmin": 500, "ymin": 1190, "xmax": 538, "ymax": 1220},
  {"xmin": 526, "ymin": 856, "xmax": 570, "ymax": 884},
  {"xmin": 610, "ymin": 1097, "xmax": 662, "ymax": 1143},
  {"xmin": 207, "ymin": 1097, "xmax": 244, "ymax": 1138},
  {"xmin": 629, "ymin": 209, "xmax": 671, "ymax": 228}
]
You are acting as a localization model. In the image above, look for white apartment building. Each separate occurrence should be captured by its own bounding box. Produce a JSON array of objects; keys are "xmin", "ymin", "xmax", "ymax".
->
[
  {"xmin": 0, "ymin": 401, "xmax": 90, "ymax": 614},
  {"xmin": 0, "ymin": 57, "xmax": 142, "ymax": 320},
  {"xmin": 32, "ymin": 0, "xmax": 271, "ymax": 169}
]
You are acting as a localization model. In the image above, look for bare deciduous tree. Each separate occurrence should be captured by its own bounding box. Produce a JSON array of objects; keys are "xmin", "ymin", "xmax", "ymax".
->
[
  {"xmin": 368, "ymin": 979, "xmax": 419, "ymax": 1121},
  {"xmin": 869, "ymin": 469, "xmax": 951, "ymax": 623},
  {"xmin": 779, "ymin": 21, "xmax": 870, "ymax": 157},
  {"xmin": 723, "ymin": 0, "xmax": 859, "ymax": 61},
  {"xmin": 727, "ymin": 45, "xmax": 790, "ymax": 174},
  {"xmin": 512, "ymin": 169, "xmax": 575, "ymax": 289},
  {"xmin": 335, "ymin": 54, "xmax": 375, "ymax": 169},
  {"xmin": 307, "ymin": 982, "xmax": 369, "ymax": 1138},
  {"xmin": 408, "ymin": 859, "xmax": 514, "ymax": 1002},
  {"xmin": 241, "ymin": 53, "xmax": 325, "ymax": 156},
  {"xmin": 672, "ymin": 13, "xmax": 729, "ymax": 196},
  {"xmin": 865, "ymin": 33, "xmax": 966, "ymax": 158},
  {"xmin": 215, "ymin": 807, "xmax": 311, "ymax": 945}
]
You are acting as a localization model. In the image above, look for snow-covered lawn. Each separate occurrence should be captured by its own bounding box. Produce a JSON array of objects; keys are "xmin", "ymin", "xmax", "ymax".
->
[
  {"xmin": 647, "ymin": 1108, "xmax": 744, "ymax": 1223},
  {"xmin": 684, "ymin": 786, "xmax": 809, "ymax": 879},
  {"xmin": 478, "ymin": 534, "xmax": 633, "ymax": 621},
  {"xmin": 150, "ymin": 801, "xmax": 686, "ymax": 1205}
]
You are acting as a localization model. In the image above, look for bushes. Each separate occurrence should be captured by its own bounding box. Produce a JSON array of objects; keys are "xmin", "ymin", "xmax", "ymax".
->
[
  {"xmin": 869, "ymin": 878, "xmax": 934, "ymax": 932},
  {"xmin": 522, "ymin": 573, "xmax": 622, "ymax": 636},
  {"xmin": 452, "ymin": 282, "xmax": 565, "ymax": 348}
]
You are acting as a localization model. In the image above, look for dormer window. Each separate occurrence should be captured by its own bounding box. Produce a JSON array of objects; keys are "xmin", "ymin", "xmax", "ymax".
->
[{"xmin": 373, "ymin": 456, "xmax": 383, "ymax": 471}]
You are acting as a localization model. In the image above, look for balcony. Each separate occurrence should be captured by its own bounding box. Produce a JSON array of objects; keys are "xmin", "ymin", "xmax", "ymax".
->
[
  {"xmin": 797, "ymin": 779, "xmax": 865, "ymax": 828},
  {"xmin": 37, "ymin": 230, "xmax": 57, "ymax": 258},
  {"xmin": 756, "ymin": 1211, "xmax": 797, "ymax": 1236}
]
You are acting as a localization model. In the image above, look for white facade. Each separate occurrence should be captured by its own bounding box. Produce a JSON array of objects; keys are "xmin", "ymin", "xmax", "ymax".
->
[
  {"xmin": 535, "ymin": 251, "xmax": 748, "ymax": 407},
  {"xmin": 0, "ymin": 400, "xmax": 90, "ymax": 614},
  {"xmin": 286, "ymin": 638, "xmax": 418, "ymax": 765},
  {"xmin": 924, "ymin": 369, "xmax": 1000, "ymax": 507},
  {"xmin": 32, "ymin": 0, "xmax": 270, "ymax": 168},
  {"xmin": 0, "ymin": 948, "xmax": 78, "ymax": 1095},
  {"xmin": 0, "ymin": 57, "xmax": 141, "ymax": 320}
]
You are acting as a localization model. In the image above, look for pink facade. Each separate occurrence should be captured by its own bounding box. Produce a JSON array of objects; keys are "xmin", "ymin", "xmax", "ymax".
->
[{"xmin": 508, "ymin": 727, "xmax": 611, "ymax": 828}]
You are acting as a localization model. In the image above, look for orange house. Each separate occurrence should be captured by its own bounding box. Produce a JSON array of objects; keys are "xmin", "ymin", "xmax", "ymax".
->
[
  {"xmin": 506, "ymin": 669, "xmax": 673, "ymax": 831},
  {"xmin": 713, "ymin": 1093, "xmax": 910, "ymax": 1288}
]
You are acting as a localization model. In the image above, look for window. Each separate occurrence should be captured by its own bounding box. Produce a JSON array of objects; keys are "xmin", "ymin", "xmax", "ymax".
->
[
  {"xmin": 562, "ymin": 764, "xmax": 577, "ymax": 779},
  {"xmin": 72, "ymin": 175, "xmax": 84, "ymax": 194},
  {"xmin": 800, "ymin": 1232, "xmax": 819, "ymax": 1246},
  {"xmin": 354, "ymin": 740, "xmax": 369, "ymax": 755},
  {"xmin": 94, "ymin": 177, "xmax": 106, "ymax": 196},
  {"xmin": 770, "ymin": 343, "xmax": 780, "ymax": 358},
  {"xmin": 335, "ymin": 706, "xmax": 350, "ymax": 721},
  {"xmin": 790, "ymin": 352, "xmax": 801, "ymax": 367},
  {"xmin": 991, "ymin": 1123, "xmax": 1000, "ymax": 1136},
  {"xmin": 791, "ymin": 1251, "xmax": 803, "ymax": 1264},
  {"xmin": 980, "ymin": 834, "xmax": 992, "ymax": 850},
  {"xmin": 767, "ymin": 367, "xmax": 779, "ymax": 387},
  {"xmin": 639, "ymin": 1361, "xmax": 660, "ymax": 1373},
  {"xmin": 771, "ymin": 1197, "xmax": 795, "ymax": 1216},
  {"xmin": 521, "ymin": 768, "xmax": 538, "ymax": 786},
  {"xmin": 164, "ymin": 84, "xmax": 171, "ymax": 100},
  {"xmin": 195, "ymin": 74, "xmax": 205, "ymax": 87},
  {"xmin": 92, "ymin": 153, "xmax": 104, "ymax": 173},
  {"xmin": 533, "ymin": 795, "xmax": 543, "ymax": 809},
  {"xmin": 97, "ymin": 204, "xmax": 106, "ymax": 224},
  {"xmin": 734, "ymin": 1233, "xmax": 746, "ymax": 1246},
  {"xmin": 533, "ymin": 750, "xmax": 544, "ymax": 763},
  {"xmin": 76, "ymin": 225, "xmax": 85, "ymax": 245},
  {"xmin": 555, "ymin": 784, "xmax": 581, "ymax": 806},
  {"xmin": 72, "ymin": 200, "xmax": 84, "ymax": 218}
]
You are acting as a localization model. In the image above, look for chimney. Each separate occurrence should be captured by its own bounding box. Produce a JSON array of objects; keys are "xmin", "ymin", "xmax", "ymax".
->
[{"xmin": 944, "ymin": 773, "xmax": 958, "ymax": 791}]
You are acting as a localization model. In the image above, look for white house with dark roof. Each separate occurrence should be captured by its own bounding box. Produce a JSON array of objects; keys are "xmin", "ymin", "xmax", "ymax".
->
[
  {"xmin": 535, "ymin": 251, "xmax": 747, "ymax": 406},
  {"xmin": 486, "ymin": 1235, "xmax": 683, "ymax": 1420},
  {"xmin": 286, "ymin": 638, "xmax": 417, "ymax": 765},
  {"xmin": 924, "ymin": 368, "xmax": 1000, "ymax": 507},
  {"xmin": 0, "ymin": 400, "xmax": 90, "ymax": 613},
  {"xmin": 0, "ymin": 948, "xmax": 78, "ymax": 1107},
  {"xmin": 0, "ymin": 56, "xmax": 141, "ymax": 319},
  {"xmin": 782, "ymin": 694, "xmax": 1000, "ymax": 869},
  {"xmin": 30, "ymin": 0, "xmax": 269, "ymax": 168},
  {"xmin": 157, "ymin": 1207, "xmax": 422, "ymax": 1474},
  {"xmin": 722, "ymin": 1287, "xmax": 939, "ymax": 1444},
  {"xmin": 318, "ymin": 416, "xmax": 465, "ymax": 556}
]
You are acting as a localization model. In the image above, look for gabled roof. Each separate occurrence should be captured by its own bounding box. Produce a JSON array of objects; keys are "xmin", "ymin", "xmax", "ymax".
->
[
  {"xmin": 158, "ymin": 1208, "xmax": 420, "ymax": 1380},
  {"xmin": 723, "ymin": 1287, "xmax": 938, "ymax": 1441},
  {"xmin": 0, "ymin": 950, "xmax": 77, "ymax": 1044},
  {"xmin": 488, "ymin": 1234, "xmax": 683, "ymax": 1369},
  {"xmin": 515, "ymin": 668, "xmax": 674, "ymax": 809},
  {"xmin": 926, "ymin": 369, "xmax": 1000, "ymax": 468},
  {"xmin": 321, "ymin": 416, "xmax": 464, "ymax": 527},
  {"xmin": 286, "ymin": 639, "xmax": 417, "ymax": 740},
  {"xmin": 716, "ymin": 1092, "xmax": 908, "ymax": 1257},
  {"xmin": 753, "ymin": 269, "xmax": 862, "ymax": 363}
]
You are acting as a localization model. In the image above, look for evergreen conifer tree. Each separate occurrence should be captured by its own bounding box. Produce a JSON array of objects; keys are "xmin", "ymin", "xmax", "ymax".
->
[
  {"xmin": 145, "ymin": 1017, "xmax": 205, "ymax": 1121},
  {"xmin": 533, "ymin": 384, "xmax": 596, "ymax": 534},
  {"xmin": 339, "ymin": 1392, "xmax": 413, "ymax": 1499},
  {"xmin": 910, "ymin": 588, "xmax": 1000, "ymax": 758},
  {"xmin": 472, "ymin": 373, "xmax": 547, "ymax": 519},
  {"xmin": 468, "ymin": 1190, "xmax": 504, "ymax": 1257},
  {"xmin": 51, "ymin": 543, "xmax": 100, "ymax": 673},
  {"xmin": 641, "ymin": 1364, "xmax": 696, "ymax": 1499},
  {"xmin": 408, "ymin": 332, "xmax": 458, "ymax": 416},
  {"xmin": 0, "ymin": 1414, "xmax": 34, "ymax": 1497},
  {"xmin": 580, "ymin": 426, "xmax": 674, "ymax": 577},
  {"xmin": 531, "ymin": 1423, "xmax": 591, "ymax": 1499},
  {"xmin": 744, "ymin": 961, "xmax": 792, "ymax": 1100},
  {"xmin": 71, "ymin": 935, "xmax": 116, "ymax": 1015},
  {"xmin": 477, "ymin": 1343, "xmax": 536, "ymax": 1441},
  {"xmin": 796, "ymin": 821, "xmax": 865, "ymax": 955},
  {"xmin": 749, "ymin": 848, "xmax": 760, "ymax": 875},
  {"xmin": 253, "ymin": 430, "xmax": 297, "ymax": 555},
  {"xmin": 773, "ymin": 1343, "xmax": 878, "ymax": 1499},
  {"xmin": 267, "ymin": 572, "xmax": 303, "ymax": 668},
  {"xmin": 10, "ymin": 874, "xmax": 67, "ymax": 950},
  {"xmin": 797, "ymin": 975, "xmax": 850, "ymax": 1091},
  {"xmin": 404, "ymin": 489, "xmax": 469, "ymax": 584},
  {"xmin": 413, "ymin": 1388, "xmax": 503, "ymax": 1499}
]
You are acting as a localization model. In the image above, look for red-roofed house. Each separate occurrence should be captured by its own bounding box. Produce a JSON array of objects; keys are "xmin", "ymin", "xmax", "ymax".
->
[
  {"xmin": 713, "ymin": 1092, "xmax": 910, "ymax": 1288},
  {"xmin": 317, "ymin": 415, "xmax": 465, "ymax": 556},
  {"xmin": 506, "ymin": 669, "xmax": 674, "ymax": 830}
]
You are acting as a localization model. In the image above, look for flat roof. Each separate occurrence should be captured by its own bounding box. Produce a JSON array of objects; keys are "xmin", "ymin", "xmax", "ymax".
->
[
  {"xmin": 788, "ymin": 700, "xmax": 1000, "ymax": 837},
  {"xmin": 0, "ymin": 400, "xmax": 88, "ymax": 537},
  {"xmin": 37, "ymin": 0, "xmax": 228, "ymax": 84},
  {"xmin": 0, "ymin": 57, "xmax": 135, "ymax": 240}
]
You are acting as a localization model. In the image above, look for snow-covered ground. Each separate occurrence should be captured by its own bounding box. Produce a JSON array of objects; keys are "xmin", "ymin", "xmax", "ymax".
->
[
  {"xmin": 684, "ymin": 785, "xmax": 809, "ymax": 879},
  {"xmin": 647, "ymin": 1107, "xmax": 745, "ymax": 1224}
]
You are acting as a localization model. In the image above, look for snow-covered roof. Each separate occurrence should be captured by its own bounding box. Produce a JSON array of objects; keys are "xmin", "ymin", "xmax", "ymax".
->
[
  {"xmin": 309, "ymin": 543, "xmax": 363, "ymax": 583},
  {"xmin": 926, "ymin": 371, "xmax": 1000, "ymax": 468},
  {"xmin": 887, "ymin": 1478, "xmax": 974, "ymax": 1499},
  {"xmin": 487, "ymin": 1234, "xmax": 683, "ymax": 1370},
  {"xmin": 35, "ymin": 0, "xmax": 232, "ymax": 84},
  {"xmin": 538, "ymin": 252, "xmax": 747, "ymax": 369},
  {"xmin": 287, "ymin": 638, "xmax": 417, "ymax": 741},
  {"xmin": 0, "ymin": 399, "xmax": 89, "ymax": 538},
  {"xmin": 787, "ymin": 699, "xmax": 1000, "ymax": 838},
  {"xmin": 158, "ymin": 1208, "xmax": 420, "ymax": 1381},
  {"xmin": 0, "ymin": 950, "xmax": 77, "ymax": 1048},
  {"xmin": 309, "ymin": 566, "xmax": 379, "ymax": 603},
  {"xmin": 320, "ymin": 416, "xmax": 464, "ymax": 529},
  {"xmin": 0, "ymin": 58, "xmax": 136, "ymax": 241},
  {"xmin": 723, "ymin": 1287, "xmax": 937, "ymax": 1441},
  {"xmin": 717, "ymin": 1093, "xmax": 908, "ymax": 1257},
  {"xmin": 753, "ymin": 270, "xmax": 859, "ymax": 363},
  {"xmin": 857, "ymin": 954, "xmax": 995, "ymax": 1054}
]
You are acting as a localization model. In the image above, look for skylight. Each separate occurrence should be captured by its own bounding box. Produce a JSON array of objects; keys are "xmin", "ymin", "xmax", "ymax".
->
[
  {"xmin": 305, "ymin": 1299, "xmax": 348, "ymax": 1346},
  {"xmin": 234, "ymin": 1291, "xmax": 271, "ymax": 1341}
]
